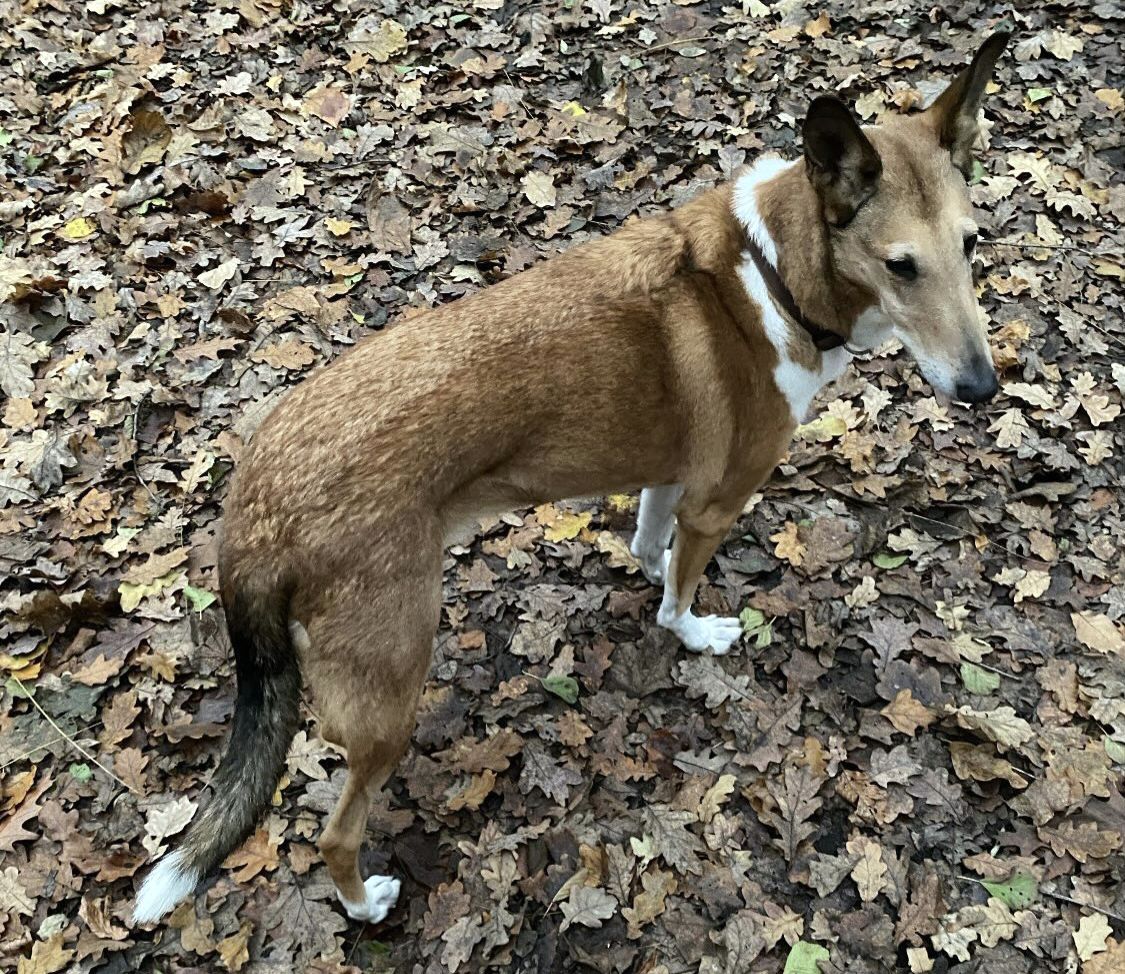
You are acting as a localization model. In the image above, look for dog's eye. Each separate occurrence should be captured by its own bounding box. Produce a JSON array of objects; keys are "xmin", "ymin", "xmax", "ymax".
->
[
  {"xmin": 885, "ymin": 256, "xmax": 918, "ymax": 281},
  {"xmin": 963, "ymin": 233, "xmax": 978, "ymax": 257}
]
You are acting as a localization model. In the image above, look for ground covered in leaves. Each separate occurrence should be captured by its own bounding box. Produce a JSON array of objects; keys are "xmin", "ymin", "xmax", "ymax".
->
[{"xmin": 2, "ymin": 1, "xmax": 1124, "ymax": 972}]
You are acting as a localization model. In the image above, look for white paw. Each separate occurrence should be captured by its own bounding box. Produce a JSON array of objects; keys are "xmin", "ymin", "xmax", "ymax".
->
[
  {"xmin": 339, "ymin": 874, "xmax": 401, "ymax": 924},
  {"xmin": 678, "ymin": 615, "xmax": 743, "ymax": 656},
  {"xmin": 632, "ymin": 544, "xmax": 670, "ymax": 585}
]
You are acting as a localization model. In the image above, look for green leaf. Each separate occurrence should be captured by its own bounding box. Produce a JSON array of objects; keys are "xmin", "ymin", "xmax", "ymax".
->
[
  {"xmin": 970, "ymin": 159, "xmax": 986, "ymax": 184},
  {"xmin": 961, "ymin": 662, "xmax": 1000, "ymax": 695},
  {"xmin": 1026, "ymin": 87, "xmax": 1052, "ymax": 103},
  {"xmin": 7, "ymin": 677, "xmax": 32, "ymax": 698},
  {"xmin": 69, "ymin": 762, "xmax": 93, "ymax": 782},
  {"xmin": 183, "ymin": 584, "xmax": 217, "ymax": 613},
  {"xmin": 739, "ymin": 608, "xmax": 765, "ymax": 632},
  {"xmin": 783, "ymin": 941, "xmax": 830, "ymax": 974},
  {"xmin": 982, "ymin": 871, "xmax": 1038, "ymax": 909},
  {"xmin": 739, "ymin": 607, "xmax": 773, "ymax": 649},
  {"xmin": 1105, "ymin": 736, "xmax": 1125, "ymax": 764},
  {"xmin": 873, "ymin": 551, "xmax": 908, "ymax": 569},
  {"xmin": 541, "ymin": 675, "xmax": 579, "ymax": 705}
]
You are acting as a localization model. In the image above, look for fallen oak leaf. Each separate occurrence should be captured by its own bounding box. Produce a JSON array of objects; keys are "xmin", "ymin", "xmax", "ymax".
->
[
  {"xmin": 15, "ymin": 932, "xmax": 73, "ymax": 974},
  {"xmin": 881, "ymin": 689, "xmax": 936, "ymax": 735},
  {"xmin": 1038, "ymin": 820, "xmax": 1121, "ymax": 862},
  {"xmin": 949, "ymin": 705, "xmax": 1034, "ymax": 751},
  {"xmin": 622, "ymin": 868, "xmax": 676, "ymax": 938},
  {"xmin": 218, "ymin": 921, "xmax": 253, "ymax": 972},
  {"xmin": 222, "ymin": 826, "xmax": 280, "ymax": 883},
  {"xmin": 770, "ymin": 521, "xmax": 806, "ymax": 567},
  {"xmin": 948, "ymin": 742, "xmax": 1028, "ymax": 789},
  {"xmin": 1074, "ymin": 913, "xmax": 1111, "ymax": 961},
  {"xmin": 559, "ymin": 885, "xmax": 617, "ymax": 932},
  {"xmin": 0, "ymin": 776, "xmax": 50, "ymax": 851},
  {"xmin": 1071, "ymin": 612, "xmax": 1124, "ymax": 655},
  {"xmin": 847, "ymin": 835, "xmax": 890, "ymax": 903}
]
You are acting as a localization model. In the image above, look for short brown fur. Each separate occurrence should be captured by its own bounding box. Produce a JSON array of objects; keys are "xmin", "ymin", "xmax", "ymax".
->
[{"xmin": 136, "ymin": 34, "xmax": 1009, "ymax": 924}]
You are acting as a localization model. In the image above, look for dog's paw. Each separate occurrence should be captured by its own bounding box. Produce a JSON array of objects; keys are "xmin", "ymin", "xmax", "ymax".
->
[
  {"xmin": 680, "ymin": 615, "xmax": 743, "ymax": 656},
  {"xmin": 632, "ymin": 544, "xmax": 670, "ymax": 585},
  {"xmin": 340, "ymin": 874, "xmax": 401, "ymax": 924}
]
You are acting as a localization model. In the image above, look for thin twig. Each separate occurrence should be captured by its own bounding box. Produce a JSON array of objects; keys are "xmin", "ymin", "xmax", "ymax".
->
[
  {"xmin": 635, "ymin": 34, "xmax": 713, "ymax": 54},
  {"xmin": 0, "ymin": 719, "xmax": 105, "ymax": 774},
  {"xmin": 12, "ymin": 677, "xmax": 140, "ymax": 796},
  {"xmin": 959, "ymin": 875, "xmax": 1125, "ymax": 923},
  {"xmin": 982, "ymin": 239, "xmax": 1109, "ymax": 256},
  {"xmin": 1044, "ymin": 890, "xmax": 1125, "ymax": 924}
]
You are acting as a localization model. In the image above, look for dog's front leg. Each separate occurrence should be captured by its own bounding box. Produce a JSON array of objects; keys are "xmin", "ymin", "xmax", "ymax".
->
[
  {"xmin": 655, "ymin": 499, "xmax": 744, "ymax": 655},
  {"xmin": 631, "ymin": 484, "xmax": 683, "ymax": 583}
]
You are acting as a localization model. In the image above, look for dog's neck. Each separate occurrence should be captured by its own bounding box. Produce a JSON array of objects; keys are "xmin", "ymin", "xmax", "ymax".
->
[{"xmin": 733, "ymin": 158, "xmax": 878, "ymax": 348}]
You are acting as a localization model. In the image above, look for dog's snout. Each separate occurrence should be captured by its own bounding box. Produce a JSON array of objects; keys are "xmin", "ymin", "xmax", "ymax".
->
[{"xmin": 953, "ymin": 357, "xmax": 998, "ymax": 404}]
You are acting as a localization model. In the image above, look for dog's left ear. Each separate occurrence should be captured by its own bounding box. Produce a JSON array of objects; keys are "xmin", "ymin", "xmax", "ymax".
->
[
  {"xmin": 925, "ymin": 31, "xmax": 1010, "ymax": 178},
  {"xmin": 803, "ymin": 96, "xmax": 883, "ymax": 228}
]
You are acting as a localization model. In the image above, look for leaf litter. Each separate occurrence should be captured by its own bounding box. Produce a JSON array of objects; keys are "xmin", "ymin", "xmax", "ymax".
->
[{"xmin": 0, "ymin": 1, "xmax": 1123, "ymax": 972}]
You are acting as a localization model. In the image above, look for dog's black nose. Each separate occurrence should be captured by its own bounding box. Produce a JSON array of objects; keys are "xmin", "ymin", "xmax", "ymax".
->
[{"xmin": 954, "ymin": 370, "xmax": 999, "ymax": 404}]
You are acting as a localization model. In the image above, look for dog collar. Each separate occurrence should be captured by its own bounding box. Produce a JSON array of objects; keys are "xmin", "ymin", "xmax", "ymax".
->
[{"xmin": 744, "ymin": 236, "xmax": 848, "ymax": 352}]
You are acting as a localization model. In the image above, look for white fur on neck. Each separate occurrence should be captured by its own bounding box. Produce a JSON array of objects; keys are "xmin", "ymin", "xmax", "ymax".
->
[{"xmin": 732, "ymin": 157, "xmax": 851, "ymax": 422}]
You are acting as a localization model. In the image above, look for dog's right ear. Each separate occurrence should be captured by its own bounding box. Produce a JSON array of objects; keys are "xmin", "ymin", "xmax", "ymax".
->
[{"xmin": 802, "ymin": 96, "xmax": 883, "ymax": 229}]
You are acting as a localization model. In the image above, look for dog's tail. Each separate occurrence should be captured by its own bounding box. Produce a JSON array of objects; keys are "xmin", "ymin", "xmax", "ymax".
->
[{"xmin": 132, "ymin": 574, "xmax": 301, "ymax": 924}]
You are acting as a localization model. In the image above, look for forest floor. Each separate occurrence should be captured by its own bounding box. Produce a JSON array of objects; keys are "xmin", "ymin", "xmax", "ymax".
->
[{"xmin": 1, "ymin": 1, "xmax": 1123, "ymax": 972}]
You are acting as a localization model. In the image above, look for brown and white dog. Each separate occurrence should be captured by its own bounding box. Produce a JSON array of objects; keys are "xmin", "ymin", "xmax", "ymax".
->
[{"xmin": 133, "ymin": 34, "xmax": 1008, "ymax": 925}]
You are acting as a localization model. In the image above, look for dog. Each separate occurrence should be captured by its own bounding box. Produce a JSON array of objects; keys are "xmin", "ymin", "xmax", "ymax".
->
[{"xmin": 133, "ymin": 33, "xmax": 1009, "ymax": 926}]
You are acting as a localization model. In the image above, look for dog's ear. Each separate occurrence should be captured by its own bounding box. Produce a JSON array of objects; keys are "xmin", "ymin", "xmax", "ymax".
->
[
  {"xmin": 924, "ymin": 32, "xmax": 1010, "ymax": 178},
  {"xmin": 802, "ymin": 96, "xmax": 882, "ymax": 228}
]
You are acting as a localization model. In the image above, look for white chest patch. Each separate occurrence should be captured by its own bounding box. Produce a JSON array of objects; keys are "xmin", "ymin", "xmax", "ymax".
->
[{"xmin": 732, "ymin": 159, "xmax": 851, "ymax": 423}]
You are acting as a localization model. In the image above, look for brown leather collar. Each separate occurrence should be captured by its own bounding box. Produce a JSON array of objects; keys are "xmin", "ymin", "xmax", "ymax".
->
[{"xmin": 744, "ymin": 236, "xmax": 847, "ymax": 352}]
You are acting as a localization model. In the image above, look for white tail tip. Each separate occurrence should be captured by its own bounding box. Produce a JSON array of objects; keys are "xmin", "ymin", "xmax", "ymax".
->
[{"xmin": 132, "ymin": 850, "xmax": 199, "ymax": 924}]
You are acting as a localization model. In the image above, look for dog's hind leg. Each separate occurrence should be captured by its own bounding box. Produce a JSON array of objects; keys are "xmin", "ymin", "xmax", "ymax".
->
[
  {"xmin": 631, "ymin": 484, "xmax": 683, "ymax": 583},
  {"xmin": 303, "ymin": 548, "xmax": 441, "ymax": 923}
]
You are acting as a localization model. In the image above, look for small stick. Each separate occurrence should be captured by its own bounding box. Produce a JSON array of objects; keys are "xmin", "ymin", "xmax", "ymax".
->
[
  {"xmin": 982, "ymin": 239, "xmax": 1107, "ymax": 256},
  {"xmin": 636, "ymin": 34, "xmax": 713, "ymax": 54}
]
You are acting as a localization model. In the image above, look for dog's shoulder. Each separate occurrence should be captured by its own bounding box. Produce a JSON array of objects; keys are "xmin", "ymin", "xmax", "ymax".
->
[{"xmin": 560, "ymin": 185, "xmax": 737, "ymax": 297}]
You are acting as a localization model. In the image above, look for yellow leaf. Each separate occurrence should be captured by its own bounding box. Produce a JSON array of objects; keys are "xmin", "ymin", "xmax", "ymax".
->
[
  {"xmin": 325, "ymin": 217, "xmax": 354, "ymax": 236},
  {"xmin": 60, "ymin": 217, "xmax": 95, "ymax": 240},
  {"xmin": 605, "ymin": 493, "xmax": 638, "ymax": 513},
  {"xmin": 538, "ymin": 505, "xmax": 592, "ymax": 542},
  {"xmin": 119, "ymin": 570, "xmax": 183, "ymax": 613},
  {"xmin": 1095, "ymin": 88, "xmax": 1123, "ymax": 113},
  {"xmin": 795, "ymin": 413, "xmax": 847, "ymax": 442},
  {"xmin": 17, "ymin": 933, "xmax": 73, "ymax": 974},
  {"xmin": 698, "ymin": 774, "xmax": 736, "ymax": 824},
  {"xmin": 804, "ymin": 12, "xmax": 830, "ymax": 37},
  {"xmin": 447, "ymin": 769, "xmax": 497, "ymax": 811},
  {"xmin": 770, "ymin": 521, "xmax": 806, "ymax": 567},
  {"xmin": 218, "ymin": 921, "xmax": 252, "ymax": 972},
  {"xmin": 560, "ymin": 101, "xmax": 587, "ymax": 117},
  {"xmin": 594, "ymin": 531, "xmax": 639, "ymax": 572}
]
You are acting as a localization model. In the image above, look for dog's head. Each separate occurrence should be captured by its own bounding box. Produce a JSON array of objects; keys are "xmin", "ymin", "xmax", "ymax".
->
[{"xmin": 802, "ymin": 33, "xmax": 1010, "ymax": 404}]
